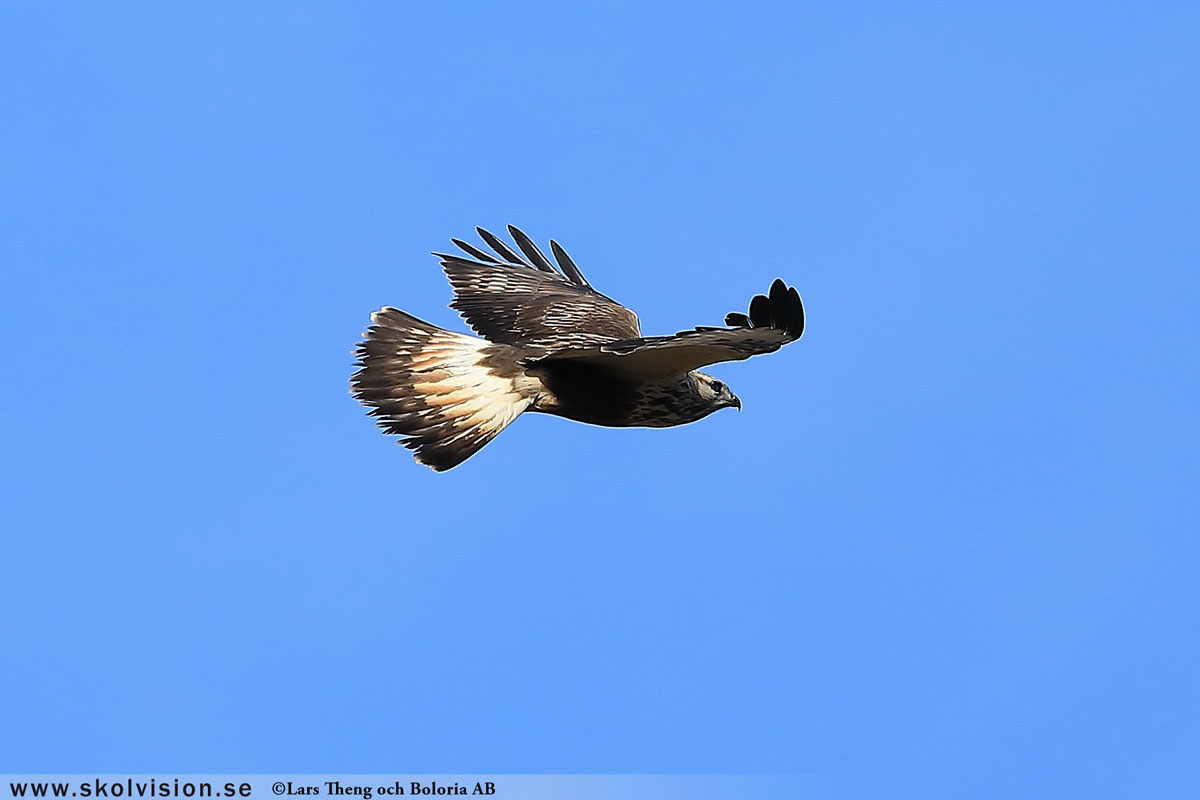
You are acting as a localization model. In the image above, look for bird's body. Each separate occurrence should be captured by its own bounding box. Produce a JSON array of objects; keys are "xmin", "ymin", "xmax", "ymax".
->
[
  {"xmin": 352, "ymin": 226, "xmax": 804, "ymax": 471},
  {"xmin": 528, "ymin": 360, "xmax": 723, "ymax": 428}
]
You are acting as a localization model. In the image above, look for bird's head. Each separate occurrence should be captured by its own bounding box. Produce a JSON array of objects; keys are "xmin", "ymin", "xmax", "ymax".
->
[{"xmin": 693, "ymin": 371, "xmax": 741, "ymax": 412}]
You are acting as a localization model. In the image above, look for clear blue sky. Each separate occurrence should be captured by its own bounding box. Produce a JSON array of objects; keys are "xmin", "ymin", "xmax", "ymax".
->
[{"xmin": 2, "ymin": 2, "xmax": 1198, "ymax": 797}]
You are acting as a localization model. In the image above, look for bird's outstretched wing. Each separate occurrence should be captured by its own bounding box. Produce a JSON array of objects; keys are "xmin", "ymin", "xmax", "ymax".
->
[
  {"xmin": 531, "ymin": 279, "xmax": 804, "ymax": 377},
  {"xmin": 435, "ymin": 226, "xmax": 641, "ymax": 350}
]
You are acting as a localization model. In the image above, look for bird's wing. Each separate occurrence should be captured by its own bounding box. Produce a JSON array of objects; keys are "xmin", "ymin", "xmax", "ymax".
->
[
  {"xmin": 530, "ymin": 279, "xmax": 804, "ymax": 377},
  {"xmin": 435, "ymin": 226, "xmax": 641, "ymax": 350}
]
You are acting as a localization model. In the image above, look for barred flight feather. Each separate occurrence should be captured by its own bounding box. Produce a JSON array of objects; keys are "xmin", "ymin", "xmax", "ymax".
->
[{"xmin": 351, "ymin": 308, "xmax": 535, "ymax": 471}]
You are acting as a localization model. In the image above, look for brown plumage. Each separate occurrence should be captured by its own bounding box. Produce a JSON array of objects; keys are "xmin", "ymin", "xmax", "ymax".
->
[{"xmin": 351, "ymin": 226, "xmax": 805, "ymax": 471}]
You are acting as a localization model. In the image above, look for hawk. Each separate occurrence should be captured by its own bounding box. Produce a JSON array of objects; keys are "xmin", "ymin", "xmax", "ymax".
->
[{"xmin": 352, "ymin": 226, "xmax": 805, "ymax": 471}]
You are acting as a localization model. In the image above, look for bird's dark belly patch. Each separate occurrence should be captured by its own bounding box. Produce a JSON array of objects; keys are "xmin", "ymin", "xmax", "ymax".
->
[{"xmin": 528, "ymin": 361, "xmax": 643, "ymax": 427}]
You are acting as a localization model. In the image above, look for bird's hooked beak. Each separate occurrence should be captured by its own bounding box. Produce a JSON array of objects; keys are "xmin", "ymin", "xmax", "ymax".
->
[{"xmin": 729, "ymin": 393, "xmax": 742, "ymax": 412}]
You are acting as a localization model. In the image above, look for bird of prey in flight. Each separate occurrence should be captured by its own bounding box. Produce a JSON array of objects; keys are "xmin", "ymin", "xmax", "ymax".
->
[{"xmin": 352, "ymin": 226, "xmax": 805, "ymax": 471}]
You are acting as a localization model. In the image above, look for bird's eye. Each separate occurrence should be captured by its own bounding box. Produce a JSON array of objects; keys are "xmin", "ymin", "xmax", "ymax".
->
[{"xmin": 712, "ymin": 380, "xmax": 724, "ymax": 392}]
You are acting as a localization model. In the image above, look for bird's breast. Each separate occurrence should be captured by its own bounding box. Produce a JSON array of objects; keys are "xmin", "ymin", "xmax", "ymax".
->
[{"xmin": 526, "ymin": 361, "xmax": 711, "ymax": 428}]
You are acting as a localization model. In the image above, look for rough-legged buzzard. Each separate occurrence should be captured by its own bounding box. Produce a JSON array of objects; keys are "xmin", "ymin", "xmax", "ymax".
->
[{"xmin": 352, "ymin": 226, "xmax": 805, "ymax": 471}]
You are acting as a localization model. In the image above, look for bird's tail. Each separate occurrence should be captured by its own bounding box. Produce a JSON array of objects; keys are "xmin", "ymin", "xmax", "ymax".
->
[{"xmin": 352, "ymin": 308, "xmax": 534, "ymax": 471}]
